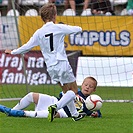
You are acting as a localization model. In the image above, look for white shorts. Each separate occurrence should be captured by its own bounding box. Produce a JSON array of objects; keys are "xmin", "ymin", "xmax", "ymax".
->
[
  {"xmin": 35, "ymin": 94, "xmax": 68, "ymax": 118},
  {"xmin": 47, "ymin": 60, "xmax": 76, "ymax": 86},
  {"xmin": 35, "ymin": 94, "xmax": 58, "ymax": 111}
]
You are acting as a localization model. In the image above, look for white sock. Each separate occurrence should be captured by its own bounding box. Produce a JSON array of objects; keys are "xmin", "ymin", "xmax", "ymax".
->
[
  {"xmin": 35, "ymin": 111, "xmax": 49, "ymax": 118},
  {"xmin": 24, "ymin": 110, "xmax": 49, "ymax": 118},
  {"xmin": 67, "ymin": 100, "xmax": 79, "ymax": 117},
  {"xmin": 56, "ymin": 90, "xmax": 75, "ymax": 110},
  {"xmin": 12, "ymin": 92, "xmax": 34, "ymax": 110},
  {"xmin": 24, "ymin": 111, "xmax": 37, "ymax": 117}
]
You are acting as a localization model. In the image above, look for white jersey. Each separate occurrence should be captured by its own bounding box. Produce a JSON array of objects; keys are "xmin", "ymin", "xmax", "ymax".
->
[{"xmin": 11, "ymin": 22, "xmax": 82, "ymax": 67}]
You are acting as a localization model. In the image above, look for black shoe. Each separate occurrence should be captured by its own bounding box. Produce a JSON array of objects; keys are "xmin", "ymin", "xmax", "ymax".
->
[
  {"xmin": 48, "ymin": 104, "xmax": 57, "ymax": 122},
  {"xmin": 72, "ymin": 114, "xmax": 85, "ymax": 121},
  {"xmin": 78, "ymin": 109, "xmax": 86, "ymax": 115}
]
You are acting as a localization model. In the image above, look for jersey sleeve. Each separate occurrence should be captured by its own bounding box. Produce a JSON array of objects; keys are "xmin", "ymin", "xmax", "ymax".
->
[
  {"xmin": 83, "ymin": 103, "xmax": 93, "ymax": 115},
  {"xmin": 57, "ymin": 24, "xmax": 82, "ymax": 35},
  {"xmin": 59, "ymin": 92, "xmax": 63, "ymax": 99},
  {"xmin": 11, "ymin": 31, "xmax": 39, "ymax": 55}
]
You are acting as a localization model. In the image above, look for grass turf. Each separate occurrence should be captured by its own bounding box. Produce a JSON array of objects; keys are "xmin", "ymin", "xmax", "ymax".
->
[
  {"xmin": 0, "ymin": 102, "xmax": 132, "ymax": 133},
  {"xmin": 0, "ymin": 85, "xmax": 133, "ymax": 133}
]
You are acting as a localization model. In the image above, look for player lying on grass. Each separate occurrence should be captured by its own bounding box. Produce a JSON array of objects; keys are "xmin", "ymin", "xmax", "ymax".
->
[{"xmin": 0, "ymin": 77, "xmax": 102, "ymax": 118}]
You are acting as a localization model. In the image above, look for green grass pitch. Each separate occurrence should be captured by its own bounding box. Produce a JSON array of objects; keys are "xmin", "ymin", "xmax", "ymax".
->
[{"xmin": 0, "ymin": 85, "xmax": 133, "ymax": 133}]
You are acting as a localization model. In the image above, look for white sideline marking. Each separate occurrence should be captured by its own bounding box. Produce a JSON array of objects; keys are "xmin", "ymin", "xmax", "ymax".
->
[{"xmin": 0, "ymin": 98, "xmax": 132, "ymax": 103}]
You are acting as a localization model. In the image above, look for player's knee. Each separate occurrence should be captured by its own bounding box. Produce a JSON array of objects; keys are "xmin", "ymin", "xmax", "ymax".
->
[
  {"xmin": 33, "ymin": 93, "xmax": 39, "ymax": 104},
  {"xmin": 67, "ymin": 90, "xmax": 75, "ymax": 98},
  {"xmin": 27, "ymin": 92, "xmax": 34, "ymax": 102},
  {"xmin": 27, "ymin": 92, "xmax": 33, "ymax": 97}
]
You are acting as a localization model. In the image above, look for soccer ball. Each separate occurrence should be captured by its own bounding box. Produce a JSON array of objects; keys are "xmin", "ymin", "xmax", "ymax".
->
[{"xmin": 85, "ymin": 94, "xmax": 103, "ymax": 111}]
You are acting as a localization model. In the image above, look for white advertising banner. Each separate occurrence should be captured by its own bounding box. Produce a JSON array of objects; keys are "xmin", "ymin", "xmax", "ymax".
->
[{"xmin": 76, "ymin": 57, "xmax": 133, "ymax": 87}]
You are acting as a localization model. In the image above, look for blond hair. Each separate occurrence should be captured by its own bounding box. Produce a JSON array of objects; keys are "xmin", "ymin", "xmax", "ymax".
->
[
  {"xmin": 83, "ymin": 76, "xmax": 97, "ymax": 89},
  {"xmin": 40, "ymin": 3, "xmax": 57, "ymax": 23}
]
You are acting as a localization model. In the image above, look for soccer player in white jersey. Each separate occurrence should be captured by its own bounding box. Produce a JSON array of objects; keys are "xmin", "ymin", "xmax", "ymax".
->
[{"xmin": 5, "ymin": 3, "xmax": 84, "ymax": 122}]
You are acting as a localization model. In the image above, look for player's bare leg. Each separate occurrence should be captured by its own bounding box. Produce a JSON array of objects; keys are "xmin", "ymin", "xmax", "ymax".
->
[{"xmin": 48, "ymin": 82, "xmax": 85, "ymax": 122}]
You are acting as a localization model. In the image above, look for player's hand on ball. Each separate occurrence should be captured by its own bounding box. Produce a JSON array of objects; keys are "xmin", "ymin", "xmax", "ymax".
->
[
  {"xmin": 5, "ymin": 49, "xmax": 12, "ymax": 54},
  {"xmin": 90, "ymin": 111, "xmax": 101, "ymax": 118},
  {"xmin": 90, "ymin": 111, "xmax": 99, "ymax": 118}
]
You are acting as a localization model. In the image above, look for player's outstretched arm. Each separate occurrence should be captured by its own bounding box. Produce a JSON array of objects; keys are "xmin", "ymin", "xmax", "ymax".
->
[{"xmin": 5, "ymin": 49, "xmax": 12, "ymax": 54}]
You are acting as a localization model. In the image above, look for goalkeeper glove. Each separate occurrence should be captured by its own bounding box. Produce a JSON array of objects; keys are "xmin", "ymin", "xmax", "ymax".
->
[
  {"xmin": 75, "ymin": 95, "xmax": 85, "ymax": 103},
  {"xmin": 90, "ymin": 111, "xmax": 102, "ymax": 118}
]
